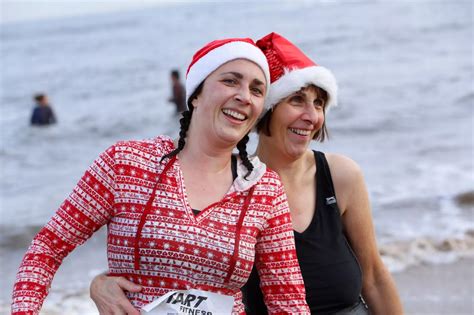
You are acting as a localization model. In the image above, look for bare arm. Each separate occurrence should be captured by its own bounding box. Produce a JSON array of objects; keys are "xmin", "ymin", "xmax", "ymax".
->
[
  {"xmin": 90, "ymin": 274, "xmax": 142, "ymax": 315},
  {"xmin": 328, "ymin": 154, "xmax": 403, "ymax": 315}
]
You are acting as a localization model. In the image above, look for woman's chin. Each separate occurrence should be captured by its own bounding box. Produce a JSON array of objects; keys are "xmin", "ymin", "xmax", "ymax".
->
[
  {"xmin": 216, "ymin": 127, "xmax": 250, "ymax": 145},
  {"xmin": 285, "ymin": 145, "xmax": 308, "ymax": 159}
]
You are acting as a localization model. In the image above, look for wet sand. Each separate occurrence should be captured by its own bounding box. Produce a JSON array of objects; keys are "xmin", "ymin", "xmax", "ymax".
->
[{"xmin": 393, "ymin": 258, "xmax": 474, "ymax": 315}]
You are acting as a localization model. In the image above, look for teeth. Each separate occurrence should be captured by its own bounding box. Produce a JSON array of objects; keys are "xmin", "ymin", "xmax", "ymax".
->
[
  {"xmin": 222, "ymin": 109, "xmax": 246, "ymax": 121},
  {"xmin": 290, "ymin": 128, "xmax": 311, "ymax": 136}
]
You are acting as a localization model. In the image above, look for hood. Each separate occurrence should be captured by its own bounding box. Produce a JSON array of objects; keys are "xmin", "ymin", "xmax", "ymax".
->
[{"xmin": 231, "ymin": 155, "xmax": 267, "ymax": 192}]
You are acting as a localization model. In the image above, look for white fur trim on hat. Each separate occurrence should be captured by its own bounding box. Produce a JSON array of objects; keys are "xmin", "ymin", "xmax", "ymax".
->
[
  {"xmin": 186, "ymin": 41, "xmax": 270, "ymax": 103},
  {"xmin": 265, "ymin": 65, "xmax": 338, "ymax": 111}
]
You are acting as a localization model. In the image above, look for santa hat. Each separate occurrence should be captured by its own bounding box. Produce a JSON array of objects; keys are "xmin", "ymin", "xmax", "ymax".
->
[
  {"xmin": 186, "ymin": 38, "xmax": 271, "ymax": 105},
  {"xmin": 256, "ymin": 32, "xmax": 338, "ymax": 111}
]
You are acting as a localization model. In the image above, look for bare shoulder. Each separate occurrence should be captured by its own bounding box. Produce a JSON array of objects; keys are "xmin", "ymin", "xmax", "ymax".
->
[
  {"xmin": 325, "ymin": 153, "xmax": 364, "ymax": 182},
  {"xmin": 324, "ymin": 153, "xmax": 366, "ymax": 212}
]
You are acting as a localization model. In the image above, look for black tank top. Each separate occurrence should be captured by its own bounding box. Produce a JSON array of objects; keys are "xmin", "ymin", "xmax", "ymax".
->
[{"xmin": 242, "ymin": 151, "xmax": 362, "ymax": 314}]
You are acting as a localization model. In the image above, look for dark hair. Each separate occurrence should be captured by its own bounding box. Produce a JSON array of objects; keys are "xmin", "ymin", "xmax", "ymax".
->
[
  {"xmin": 34, "ymin": 93, "xmax": 46, "ymax": 102},
  {"xmin": 160, "ymin": 82, "xmax": 254, "ymax": 179},
  {"xmin": 256, "ymin": 85, "xmax": 329, "ymax": 142},
  {"xmin": 171, "ymin": 70, "xmax": 180, "ymax": 80},
  {"xmin": 236, "ymin": 133, "xmax": 253, "ymax": 179},
  {"xmin": 160, "ymin": 82, "xmax": 201, "ymax": 162}
]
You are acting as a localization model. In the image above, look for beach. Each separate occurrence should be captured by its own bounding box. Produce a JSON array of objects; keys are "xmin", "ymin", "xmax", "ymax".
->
[
  {"xmin": 394, "ymin": 258, "xmax": 474, "ymax": 315},
  {"xmin": 1, "ymin": 0, "xmax": 472, "ymax": 314}
]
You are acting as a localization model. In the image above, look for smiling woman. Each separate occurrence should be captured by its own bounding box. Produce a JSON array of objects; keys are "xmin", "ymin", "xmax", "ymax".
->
[
  {"xmin": 257, "ymin": 85, "xmax": 328, "ymax": 159},
  {"xmin": 243, "ymin": 32, "xmax": 403, "ymax": 315},
  {"xmin": 11, "ymin": 37, "xmax": 311, "ymax": 315},
  {"xmin": 275, "ymin": 88, "xmax": 324, "ymax": 151},
  {"xmin": 187, "ymin": 60, "xmax": 267, "ymax": 160}
]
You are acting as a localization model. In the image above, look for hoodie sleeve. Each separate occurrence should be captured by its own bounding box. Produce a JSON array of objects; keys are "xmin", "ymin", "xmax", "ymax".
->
[
  {"xmin": 11, "ymin": 145, "xmax": 117, "ymax": 315},
  {"xmin": 255, "ymin": 180, "xmax": 310, "ymax": 314}
]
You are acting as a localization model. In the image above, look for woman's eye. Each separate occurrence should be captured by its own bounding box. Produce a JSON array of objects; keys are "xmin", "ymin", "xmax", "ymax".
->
[
  {"xmin": 251, "ymin": 87, "xmax": 263, "ymax": 96},
  {"xmin": 314, "ymin": 99, "xmax": 324, "ymax": 109},
  {"xmin": 290, "ymin": 96, "xmax": 304, "ymax": 104},
  {"xmin": 223, "ymin": 78, "xmax": 237, "ymax": 85}
]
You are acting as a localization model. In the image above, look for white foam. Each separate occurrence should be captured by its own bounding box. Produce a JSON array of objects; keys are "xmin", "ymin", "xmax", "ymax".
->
[{"xmin": 380, "ymin": 233, "xmax": 474, "ymax": 273}]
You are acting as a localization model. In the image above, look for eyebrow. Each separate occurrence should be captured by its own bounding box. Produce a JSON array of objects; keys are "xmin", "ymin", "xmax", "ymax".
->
[
  {"xmin": 253, "ymin": 78, "xmax": 265, "ymax": 86},
  {"xmin": 293, "ymin": 91, "xmax": 306, "ymax": 97},
  {"xmin": 221, "ymin": 71, "xmax": 265, "ymax": 86},
  {"xmin": 293, "ymin": 90, "xmax": 325, "ymax": 105},
  {"xmin": 221, "ymin": 71, "xmax": 243, "ymax": 79}
]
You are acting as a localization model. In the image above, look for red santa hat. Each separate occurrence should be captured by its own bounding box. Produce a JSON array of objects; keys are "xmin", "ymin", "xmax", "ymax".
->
[
  {"xmin": 186, "ymin": 38, "xmax": 271, "ymax": 105},
  {"xmin": 256, "ymin": 32, "xmax": 338, "ymax": 111}
]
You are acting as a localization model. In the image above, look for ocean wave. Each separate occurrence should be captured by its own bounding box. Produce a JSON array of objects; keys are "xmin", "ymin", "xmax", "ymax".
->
[
  {"xmin": 380, "ymin": 230, "xmax": 474, "ymax": 273},
  {"xmin": 0, "ymin": 225, "xmax": 42, "ymax": 250},
  {"xmin": 2, "ymin": 14, "xmax": 140, "ymax": 42},
  {"xmin": 455, "ymin": 190, "xmax": 474, "ymax": 208},
  {"xmin": 0, "ymin": 288, "xmax": 97, "ymax": 315},
  {"xmin": 420, "ymin": 21, "xmax": 470, "ymax": 34},
  {"xmin": 4, "ymin": 222, "xmax": 474, "ymax": 275},
  {"xmin": 456, "ymin": 91, "xmax": 474, "ymax": 106}
]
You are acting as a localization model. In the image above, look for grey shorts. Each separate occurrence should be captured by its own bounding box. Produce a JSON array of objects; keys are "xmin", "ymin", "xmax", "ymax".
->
[{"xmin": 333, "ymin": 298, "xmax": 370, "ymax": 315}]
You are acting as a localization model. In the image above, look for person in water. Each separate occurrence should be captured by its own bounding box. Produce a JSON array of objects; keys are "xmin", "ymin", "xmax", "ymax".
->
[
  {"xmin": 168, "ymin": 69, "xmax": 187, "ymax": 114},
  {"xmin": 30, "ymin": 93, "xmax": 56, "ymax": 126}
]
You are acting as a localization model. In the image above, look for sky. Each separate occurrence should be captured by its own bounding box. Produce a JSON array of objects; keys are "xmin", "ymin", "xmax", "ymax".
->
[{"xmin": 0, "ymin": 0, "xmax": 183, "ymax": 24}]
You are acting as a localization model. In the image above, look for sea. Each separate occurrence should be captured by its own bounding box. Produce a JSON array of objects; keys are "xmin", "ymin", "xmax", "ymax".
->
[{"xmin": 1, "ymin": 0, "xmax": 472, "ymax": 313}]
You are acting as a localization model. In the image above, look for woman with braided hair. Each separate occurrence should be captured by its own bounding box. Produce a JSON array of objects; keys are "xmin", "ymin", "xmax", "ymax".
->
[
  {"xmin": 91, "ymin": 33, "xmax": 403, "ymax": 315},
  {"xmin": 11, "ymin": 37, "xmax": 310, "ymax": 315}
]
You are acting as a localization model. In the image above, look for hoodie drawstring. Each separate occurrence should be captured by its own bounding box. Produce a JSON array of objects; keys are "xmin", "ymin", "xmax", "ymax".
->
[
  {"xmin": 134, "ymin": 155, "xmax": 177, "ymax": 270},
  {"xmin": 223, "ymin": 186, "xmax": 255, "ymax": 285},
  {"xmin": 133, "ymin": 154, "xmax": 255, "ymax": 280}
]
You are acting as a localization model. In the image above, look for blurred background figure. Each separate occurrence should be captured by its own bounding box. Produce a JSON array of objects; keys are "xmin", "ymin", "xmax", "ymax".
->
[
  {"xmin": 168, "ymin": 69, "xmax": 186, "ymax": 114},
  {"xmin": 30, "ymin": 93, "xmax": 56, "ymax": 126}
]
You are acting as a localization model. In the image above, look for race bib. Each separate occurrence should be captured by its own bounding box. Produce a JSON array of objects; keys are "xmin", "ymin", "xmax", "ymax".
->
[{"xmin": 141, "ymin": 289, "xmax": 235, "ymax": 315}]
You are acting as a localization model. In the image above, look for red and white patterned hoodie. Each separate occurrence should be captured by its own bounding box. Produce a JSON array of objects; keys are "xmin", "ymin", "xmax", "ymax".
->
[{"xmin": 12, "ymin": 136, "xmax": 309, "ymax": 314}]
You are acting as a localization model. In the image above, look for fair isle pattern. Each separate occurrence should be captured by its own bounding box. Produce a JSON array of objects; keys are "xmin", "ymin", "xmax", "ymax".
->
[{"xmin": 12, "ymin": 136, "xmax": 309, "ymax": 315}]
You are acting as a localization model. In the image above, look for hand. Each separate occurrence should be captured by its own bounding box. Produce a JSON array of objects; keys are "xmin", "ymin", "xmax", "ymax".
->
[{"xmin": 90, "ymin": 274, "xmax": 142, "ymax": 315}]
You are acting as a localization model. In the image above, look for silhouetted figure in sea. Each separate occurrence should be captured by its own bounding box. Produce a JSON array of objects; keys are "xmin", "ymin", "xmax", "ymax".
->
[
  {"xmin": 168, "ymin": 69, "xmax": 186, "ymax": 114},
  {"xmin": 30, "ymin": 94, "xmax": 56, "ymax": 126}
]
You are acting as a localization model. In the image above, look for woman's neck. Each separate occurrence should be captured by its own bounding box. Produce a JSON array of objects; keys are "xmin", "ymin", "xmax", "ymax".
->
[
  {"xmin": 176, "ymin": 129, "xmax": 237, "ymax": 211},
  {"xmin": 256, "ymin": 141, "xmax": 313, "ymax": 182},
  {"xmin": 178, "ymin": 130, "xmax": 234, "ymax": 176}
]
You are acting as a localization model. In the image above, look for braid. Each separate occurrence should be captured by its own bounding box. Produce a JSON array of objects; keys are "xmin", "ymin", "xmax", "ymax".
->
[
  {"xmin": 237, "ymin": 133, "xmax": 253, "ymax": 180},
  {"xmin": 160, "ymin": 107, "xmax": 193, "ymax": 162}
]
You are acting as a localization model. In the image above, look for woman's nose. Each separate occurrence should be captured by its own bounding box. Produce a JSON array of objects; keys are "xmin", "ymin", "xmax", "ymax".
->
[
  {"xmin": 234, "ymin": 87, "xmax": 252, "ymax": 105},
  {"xmin": 302, "ymin": 105, "xmax": 319, "ymax": 124}
]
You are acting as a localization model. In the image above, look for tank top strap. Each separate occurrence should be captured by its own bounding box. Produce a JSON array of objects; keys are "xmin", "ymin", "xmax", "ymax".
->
[
  {"xmin": 313, "ymin": 150, "xmax": 337, "ymax": 205},
  {"xmin": 231, "ymin": 154, "xmax": 238, "ymax": 180}
]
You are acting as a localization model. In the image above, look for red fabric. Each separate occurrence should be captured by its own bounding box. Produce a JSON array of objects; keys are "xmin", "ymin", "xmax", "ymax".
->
[
  {"xmin": 133, "ymin": 154, "xmax": 177, "ymax": 270},
  {"xmin": 256, "ymin": 32, "xmax": 318, "ymax": 83},
  {"xmin": 11, "ymin": 136, "xmax": 309, "ymax": 314}
]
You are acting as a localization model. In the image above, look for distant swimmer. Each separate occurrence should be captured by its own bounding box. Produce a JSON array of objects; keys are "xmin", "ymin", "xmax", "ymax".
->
[
  {"xmin": 30, "ymin": 93, "xmax": 57, "ymax": 126},
  {"xmin": 168, "ymin": 69, "xmax": 187, "ymax": 114}
]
